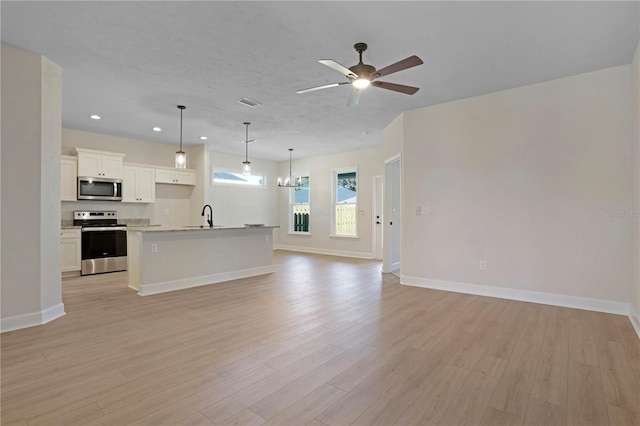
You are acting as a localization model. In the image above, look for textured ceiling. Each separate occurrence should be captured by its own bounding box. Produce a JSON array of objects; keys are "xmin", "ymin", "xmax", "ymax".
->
[{"xmin": 1, "ymin": 1, "xmax": 638, "ymax": 161}]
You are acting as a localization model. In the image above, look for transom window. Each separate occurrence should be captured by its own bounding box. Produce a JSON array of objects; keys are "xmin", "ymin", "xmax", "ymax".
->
[{"xmin": 212, "ymin": 170, "xmax": 265, "ymax": 187}]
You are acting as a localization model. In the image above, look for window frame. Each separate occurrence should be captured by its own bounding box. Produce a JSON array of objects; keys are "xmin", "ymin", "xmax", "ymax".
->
[
  {"xmin": 289, "ymin": 173, "xmax": 311, "ymax": 235},
  {"xmin": 331, "ymin": 167, "xmax": 359, "ymax": 238}
]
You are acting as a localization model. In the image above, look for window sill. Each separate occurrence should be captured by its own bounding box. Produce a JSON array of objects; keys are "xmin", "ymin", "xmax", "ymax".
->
[
  {"xmin": 330, "ymin": 234, "xmax": 359, "ymax": 239},
  {"xmin": 288, "ymin": 232, "xmax": 311, "ymax": 236}
]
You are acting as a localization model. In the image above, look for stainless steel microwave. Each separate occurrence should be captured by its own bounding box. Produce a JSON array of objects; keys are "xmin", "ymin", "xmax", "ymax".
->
[{"xmin": 77, "ymin": 177, "xmax": 122, "ymax": 201}]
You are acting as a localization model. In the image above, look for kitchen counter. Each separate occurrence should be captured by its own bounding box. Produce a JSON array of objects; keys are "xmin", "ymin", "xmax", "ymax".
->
[
  {"xmin": 128, "ymin": 225, "xmax": 278, "ymax": 233},
  {"xmin": 127, "ymin": 225, "xmax": 279, "ymax": 296},
  {"xmin": 61, "ymin": 225, "xmax": 82, "ymax": 229}
]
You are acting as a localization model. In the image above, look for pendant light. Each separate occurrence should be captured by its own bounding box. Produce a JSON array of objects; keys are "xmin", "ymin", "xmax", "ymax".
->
[
  {"xmin": 175, "ymin": 105, "xmax": 187, "ymax": 169},
  {"xmin": 242, "ymin": 122, "xmax": 253, "ymax": 176},
  {"xmin": 278, "ymin": 148, "xmax": 301, "ymax": 187}
]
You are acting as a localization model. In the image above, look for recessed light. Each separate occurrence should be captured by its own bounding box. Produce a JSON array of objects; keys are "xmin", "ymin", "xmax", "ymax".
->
[
  {"xmin": 90, "ymin": 114, "xmax": 101, "ymax": 120},
  {"xmin": 200, "ymin": 136, "xmax": 208, "ymax": 140},
  {"xmin": 153, "ymin": 127, "xmax": 162, "ymax": 132}
]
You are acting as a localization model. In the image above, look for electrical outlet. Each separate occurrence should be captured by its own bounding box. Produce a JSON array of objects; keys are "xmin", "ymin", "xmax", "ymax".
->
[
  {"xmin": 479, "ymin": 260, "xmax": 487, "ymax": 271},
  {"xmin": 164, "ymin": 209, "xmax": 169, "ymax": 215},
  {"xmin": 423, "ymin": 206, "xmax": 431, "ymax": 215},
  {"xmin": 264, "ymin": 234, "xmax": 269, "ymax": 242},
  {"xmin": 416, "ymin": 206, "xmax": 422, "ymax": 215},
  {"xmin": 151, "ymin": 243, "xmax": 158, "ymax": 253}
]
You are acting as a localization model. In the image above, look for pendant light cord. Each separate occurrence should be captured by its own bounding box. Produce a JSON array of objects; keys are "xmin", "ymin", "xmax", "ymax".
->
[
  {"xmin": 244, "ymin": 122, "xmax": 251, "ymax": 162},
  {"xmin": 177, "ymin": 105, "xmax": 186, "ymax": 153},
  {"xmin": 289, "ymin": 149, "xmax": 293, "ymax": 180}
]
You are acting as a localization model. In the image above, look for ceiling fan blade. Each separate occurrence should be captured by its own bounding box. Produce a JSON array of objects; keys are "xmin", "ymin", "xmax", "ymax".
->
[
  {"xmin": 297, "ymin": 82, "xmax": 349, "ymax": 94},
  {"xmin": 319, "ymin": 59, "xmax": 357, "ymax": 77},
  {"xmin": 347, "ymin": 89, "xmax": 361, "ymax": 107},
  {"xmin": 372, "ymin": 80, "xmax": 420, "ymax": 95},
  {"xmin": 374, "ymin": 55, "xmax": 423, "ymax": 78}
]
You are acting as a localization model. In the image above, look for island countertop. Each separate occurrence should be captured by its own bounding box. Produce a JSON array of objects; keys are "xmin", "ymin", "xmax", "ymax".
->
[{"xmin": 127, "ymin": 225, "xmax": 279, "ymax": 233}]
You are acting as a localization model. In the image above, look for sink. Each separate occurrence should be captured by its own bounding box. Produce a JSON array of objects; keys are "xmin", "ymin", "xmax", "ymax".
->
[{"xmin": 182, "ymin": 225, "xmax": 223, "ymax": 228}]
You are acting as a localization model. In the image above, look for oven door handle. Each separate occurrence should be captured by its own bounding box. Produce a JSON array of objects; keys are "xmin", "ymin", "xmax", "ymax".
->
[{"xmin": 82, "ymin": 226, "xmax": 127, "ymax": 232}]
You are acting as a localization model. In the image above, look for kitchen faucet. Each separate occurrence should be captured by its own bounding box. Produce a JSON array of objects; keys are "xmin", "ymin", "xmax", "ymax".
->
[{"xmin": 201, "ymin": 204, "xmax": 213, "ymax": 227}]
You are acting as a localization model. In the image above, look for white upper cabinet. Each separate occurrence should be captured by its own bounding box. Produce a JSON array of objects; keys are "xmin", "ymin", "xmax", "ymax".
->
[
  {"xmin": 122, "ymin": 165, "xmax": 156, "ymax": 203},
  {"xmin": 155, "ymin": 167, "xmax": 196, "ymax": 185},
  {"xmin": 61, "ymin": 155, "xmax": 77, "ymax": 201},
  {"xmin": 76, "ymin": 148, "xmax": 125, "ymax": 179}
]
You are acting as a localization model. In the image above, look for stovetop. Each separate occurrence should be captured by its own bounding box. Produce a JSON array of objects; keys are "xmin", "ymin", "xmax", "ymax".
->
[{"xmin": 73, "ymin": 210, "xmax": 125, "ymax": 227}]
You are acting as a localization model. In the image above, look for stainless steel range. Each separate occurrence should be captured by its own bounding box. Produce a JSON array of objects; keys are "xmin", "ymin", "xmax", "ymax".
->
[{"xmin": 74, "ymin": 211, "xmax": 127, "ymax": 275}]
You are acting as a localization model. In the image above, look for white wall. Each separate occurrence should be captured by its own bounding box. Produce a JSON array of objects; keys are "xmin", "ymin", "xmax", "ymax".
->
[
  {"xmin": 631, "ymin": 41, "xmax": 640, "ymax": 332},
  {"xmin": 207, "ymin": 150, "xmax": 280, "ymax": 229},
  {"xmin": 276, "ymin": 146, "xmax": 386, "ymax": 258},
  {"xmin": 188, "ymin": 145, "xmax": 210, "ymax": 225},
  {"xmin": 382, "ymin": 113, "xmax": 404, "ymax": 159},
  {"xmin": 1, "ymin": 44, "xmax": 64, "ymax": 331},
  {"xmin": 62, "ymin": 128, "xmax": 201, "ymax": 226},
  {"xmin": 391, "ymin": 65, "xmax": 633, "ymax": 312}
]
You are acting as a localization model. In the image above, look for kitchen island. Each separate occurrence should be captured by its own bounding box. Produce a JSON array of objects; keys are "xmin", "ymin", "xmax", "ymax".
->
[{"xmin": 127, "ymin": 225, "xmax": 278, "ymax": 296}]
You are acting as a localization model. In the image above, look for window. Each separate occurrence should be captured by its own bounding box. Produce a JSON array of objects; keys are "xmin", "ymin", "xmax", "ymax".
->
[
  {"xmin": 212, "ymin": 170, "xmax": 265, "ymax": 187},
  {"xmin": 332, "ymin": 169, "xmax": 357, "ymax": 237},
  {"xmin": 290, "ymin": 176, "xmax": 310, "ymax": 233}
]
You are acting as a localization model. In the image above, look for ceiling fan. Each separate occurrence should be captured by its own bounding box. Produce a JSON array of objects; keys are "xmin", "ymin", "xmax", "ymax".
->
[{"xmin": 297, "ymin": 42, "xmax": 423, "ymax": 107}]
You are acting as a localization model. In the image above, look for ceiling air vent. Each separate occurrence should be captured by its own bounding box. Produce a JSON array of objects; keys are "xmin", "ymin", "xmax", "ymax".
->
[{"xmin": 237, "ymin": 98, "xmax": 261, "ymax": 108}]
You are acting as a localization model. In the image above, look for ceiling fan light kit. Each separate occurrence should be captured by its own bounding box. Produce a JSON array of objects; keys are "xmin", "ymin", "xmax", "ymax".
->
[{"xmin": 297, "ymin": 42, "xmax": 423, "ymax": 106}]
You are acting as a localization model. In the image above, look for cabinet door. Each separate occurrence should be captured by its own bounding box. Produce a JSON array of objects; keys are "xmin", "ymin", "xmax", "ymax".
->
[
  {"xmin": 155, "ymin": 168, "xmax": 175, "ymax": 184},
  {"xmin": 122, "ymin": 166, "xmax": 138, "ymax": 202},
  {"xmin": 77, "ymin": 152, "xmax": 101, "ymax": 177},
  {"xmin": 61, "ymin": 157, "xmax": 77, "ymax": 201},
  {"xmin": 61, "ymin": 230, "xmax": 81, "ymax": 272},
  {"xmin": 100, "ymin": 154, "xmax": 123, "ymax": 179},
  {"xmin": 175, "ymin": 170, "xmax": 196, "ymax": 185},
  {"xmin": 136, "ymin": 167, "xmax": 156, "ymax": 202},
  {"xmin": 61, "ymin": 239, "xmax": 81, "ymax": 271}
]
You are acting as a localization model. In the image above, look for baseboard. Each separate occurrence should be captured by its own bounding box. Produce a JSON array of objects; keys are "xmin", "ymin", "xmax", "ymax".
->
[
  {"xmin": 1, "ymin": 303, "xmax": 66, "ymax": 333},
  {"xmin": 274, "ymin": 245, "xmax": 373, "ymax": 260},
  {"xmin": 62, "ymin": 270, "xmax": 81, "ymax": 279},
  {"xmin": 137, "ymin": 265, "xmax": 275, "ymax": 296},
  {"xmin": 401, "ymin": 276, "xmax": 630, "ymax": 316},
  {"xmin": 630, "ymin": 306, "xmax": 640, "ymax": 341}
]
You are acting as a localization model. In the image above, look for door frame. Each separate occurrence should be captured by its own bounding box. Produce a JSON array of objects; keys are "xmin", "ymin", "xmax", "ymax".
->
[{"xmin": 383, "ymin": 153, "xmax": 401, "ymax": 274}]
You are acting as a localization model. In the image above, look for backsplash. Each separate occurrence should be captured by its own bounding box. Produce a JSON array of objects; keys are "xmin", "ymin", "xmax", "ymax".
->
[
  {"xmin": 61, "ymin": 200, "xmax": 154, "ymax": 221},
  {"xmin": 120, "ymin": 218, "xmax": 151, "ymax": 226}
]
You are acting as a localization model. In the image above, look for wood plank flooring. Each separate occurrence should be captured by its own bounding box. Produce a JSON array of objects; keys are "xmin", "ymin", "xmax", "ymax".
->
[{"xmin": 2, "ymin": 250, "xmax": 639, "ymax": 425}]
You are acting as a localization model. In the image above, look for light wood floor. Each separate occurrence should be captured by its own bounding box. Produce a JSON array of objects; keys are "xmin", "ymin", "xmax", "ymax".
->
[{"xmin": 2, "ymin": 251, "xmax": 639, "ymax": 426}]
